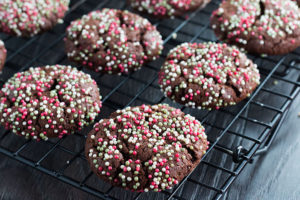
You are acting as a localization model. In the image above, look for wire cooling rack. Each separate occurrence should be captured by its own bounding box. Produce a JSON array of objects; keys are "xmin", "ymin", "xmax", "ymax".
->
[{"xmin": 0, "ymin": 0, "xmax": 300, "ymax": 199}]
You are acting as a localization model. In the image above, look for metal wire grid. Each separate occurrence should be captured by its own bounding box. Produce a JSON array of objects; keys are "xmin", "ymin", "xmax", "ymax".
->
[{"xmin": 0, "ymin": 0, "xmax": 299, "ymax": 200}]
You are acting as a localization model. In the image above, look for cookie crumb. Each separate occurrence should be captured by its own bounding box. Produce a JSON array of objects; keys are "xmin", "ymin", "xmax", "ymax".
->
[
  {"xmin": 172, "ymin": 33, "xmax": 177, "ymax": 39},
  {"xmin": 57, "ymin": 19, "xmax": 64, "ymax": 24},
  {"xmin": 261, "ymin": 54, "xmax": 268, "ymax": 58}
]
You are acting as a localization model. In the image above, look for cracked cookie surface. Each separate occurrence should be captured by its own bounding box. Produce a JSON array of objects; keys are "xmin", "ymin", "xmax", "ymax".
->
[
  {"xmin": 85, "ymin": 104, "xmax": 208, "ymax": 192},
  {"xmin": 128, "ymin": 0, "xmax": 211, "ymax": 19},
  {"xmin": 65, "ymin": 9, "xmax": 163, "ymax": 75},
  {"xmin": 0, "ymin": 0, "xmax": 69, "ymax": 37},
  {"xmin": 159, "ymin": 42, "xmax": 260, "ymax": 109},
  {"xmin": 211, "ymin": 0, "xmax": 300, "ymax": 55},
  {"xmin": 0, "ymin": 65, "xmax": 102, "ymax": 141},
  {"xmin": 0, "ymin": 40, "xmax": 6, "ymax": 73}
]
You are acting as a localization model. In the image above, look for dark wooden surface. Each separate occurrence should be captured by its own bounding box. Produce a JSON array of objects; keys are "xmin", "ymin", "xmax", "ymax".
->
[
  {"xmin": 227, "ymin": 94, "xmax": 300, "ymax": 200},
  {"xmin": 0, "ymin": 95, "xmax": 298, "ymax": 200},
  {"xmin": 0, "ymin": 0, "xmax": 300, "ymax": 200}
]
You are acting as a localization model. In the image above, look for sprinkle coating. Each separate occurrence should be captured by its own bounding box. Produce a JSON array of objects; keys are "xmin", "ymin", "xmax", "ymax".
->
[
  {"xmin": 129, "ymin": 0, "xmax": 211, "ymax": 18},
  {"xmin": 85, "ymin": 104, "xmax": 208, "ymax": 192},
  {"xmin": 159, "ymin": 42, "xmax": 260, "ymax": 109},
  {"xmin": 0, "ymin": 0, "xmax": 70, "ymax": 37},
  {"xmin": 0, "ymin": 40, "xmax": 6, "ymax": 73},
  {"xmin": 65, "ymin": 9, "xmax": 163, "ymax": 75},
  {"xmin": 211, "ymin": 0, "xmax": 300, "ymax": 55},
  {"xmin": 0, "ymin": 65, "xmax": 102, "ymax": 141}
]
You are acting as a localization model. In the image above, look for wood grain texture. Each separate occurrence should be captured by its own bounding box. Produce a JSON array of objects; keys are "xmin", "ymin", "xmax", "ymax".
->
[
  {"xmin": 0, "ymin": 0, "xmax": 299, "ymax": 200},
  {"xmin": 227, "ymin": 95, "xmax": 300, "ymax": 200}
]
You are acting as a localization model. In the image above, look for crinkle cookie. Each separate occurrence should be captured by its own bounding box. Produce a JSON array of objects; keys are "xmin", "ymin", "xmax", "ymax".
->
[
  {"xmin": 0, "ymin": 65, "xmax": 102, "ymax": 141},
  {"xmin": 65, "ymin": 9, "xmax": 163, "ymax": 75},
  {"xmin": 211, "ymin": 0, "xmax": 300, "ymax": 55},
  {"xmin": 86, "ymin": 104, "xmax": 208, "ymax": 192},
  {"xmin": 159, "ymin": 42, "xmax": 260, "ymax": 109},
  {"xmin": 129, "ymin": 0, "xmax": 211, "ymax": 19},
  {"xmin": 0, "ymin": 0, "xmax": 70, "ymax": 37}
]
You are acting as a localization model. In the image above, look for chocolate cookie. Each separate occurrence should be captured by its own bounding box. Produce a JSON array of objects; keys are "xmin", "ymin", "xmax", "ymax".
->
[
  {"xmin": 85, "ymin": 104, "xmax": 208, "ymax": 192},
  {"xmin": 65, "ymin": 9, "xmax": 163, "ymax": 75},
  {"xmin": 0, "ymin": 0, "xmax": 69, "ymax": 37},
  {"xmin": 0, "ymin": 65, "xmax": 102, "ymax": 141},
  {"xmin": 159, "ymin": 42, "xmax": 260, "ymax": 109},
  {"xmin": 211, "ymin": 0, "xmax": 300, "ymax": 55},
  {"xmin": 128, "ymin": 0, "xmax": 211, "ymax": 19},
  {"xmin": 0, "ymin": 40, "xmax": 6, "ymax": 73}
]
